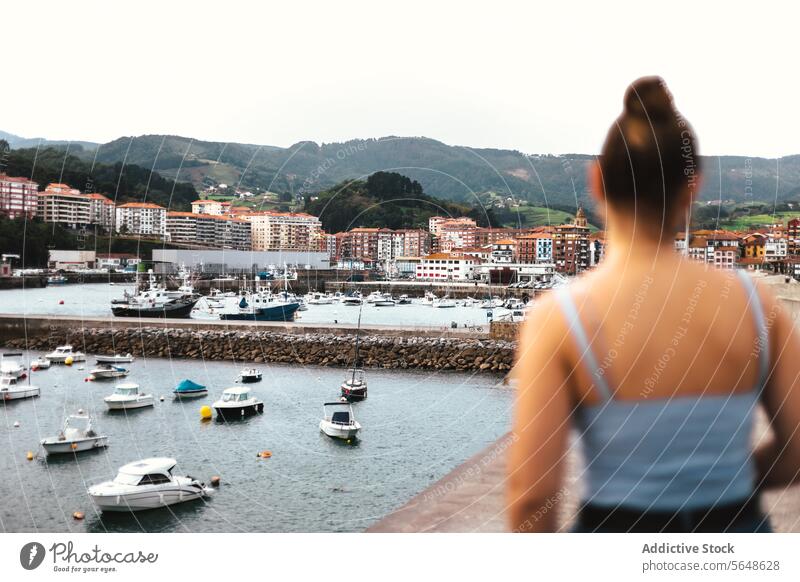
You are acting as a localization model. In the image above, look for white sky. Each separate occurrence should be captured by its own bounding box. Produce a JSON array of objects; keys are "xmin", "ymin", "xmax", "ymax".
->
[{"xmin": 3, "ymin": 0, "xmax": 798, "ymax": 157}]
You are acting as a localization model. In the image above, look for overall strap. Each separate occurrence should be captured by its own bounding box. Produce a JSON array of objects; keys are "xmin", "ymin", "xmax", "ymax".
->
[
  {"xmin": 554, "ymin": 287, "xmax": 613, "ymax": 401},
  {"xmin": 735, "ymin": 270, "xmax": 770, "ymax": 391}
]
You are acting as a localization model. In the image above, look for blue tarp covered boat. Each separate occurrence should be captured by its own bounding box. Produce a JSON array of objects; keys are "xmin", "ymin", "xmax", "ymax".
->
[{"xmin": 173, "ymin": 379, "xmax": 208, "ymax": 399}]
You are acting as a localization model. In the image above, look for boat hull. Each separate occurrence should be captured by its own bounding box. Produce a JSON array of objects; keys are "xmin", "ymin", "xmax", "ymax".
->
[
  {"xmin": 42, "ymin": 436, "xmax": 108, "ymax": 455},
  {"xmin": 1, "ymin": 387, "xmax": 40, "ymax": 401},
  {"xmin": 214, "ymin": 402, "xmax": 264, "ymax": 419},
  {"xmin": 173, "ymin": 390, "xmax": 208, "ymax": 399},
  {"xmin": 220, "ymin": 303, "xmax": 300, "ymax": 322},
  {"xmin": 319, "ymin": 420, "xmax": 360, "ymax": 440},
  {"xmin": 95, "ymin": 356, "xmax": 134, "ymax": 364},
  {"xmin": 340, "ymin": 386, "xmax": 367, "ymax": 402},
  {"xmin": 104, "ymin": 398, "xmax": 154, "ymax": 410},
  {"xmin": 112, "ymin": 299, "xmax": 198, "ymax": 319},
  {"xmin": 240, "ymin": 375, "xmax": 262, "ymax": 384},
  {"xmin": 90, "ymin": 486, "xmax": 208, "ymax": 512}
]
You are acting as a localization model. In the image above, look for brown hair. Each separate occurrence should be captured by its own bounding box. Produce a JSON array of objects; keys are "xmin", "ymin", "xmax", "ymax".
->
[{"xmin": 599, "ymin": 76, "xmax": 700, "ymax": 222}]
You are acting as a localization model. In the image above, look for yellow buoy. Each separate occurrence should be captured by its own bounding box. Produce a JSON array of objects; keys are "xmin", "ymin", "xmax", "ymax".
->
[
  {"xmin": 65, "ymin": 356, "xmax": 74, "ymax": 366},
  {"xmin": 26, "ymin": 451, "xmax": 34, "ymax": 461},
  {"xmin": 200, "ymin": 405, "xmax": 212, "ymax": 420},
  {"xmin": 72, "ymin": 511, "xmax": 84, "ymax": 520}
]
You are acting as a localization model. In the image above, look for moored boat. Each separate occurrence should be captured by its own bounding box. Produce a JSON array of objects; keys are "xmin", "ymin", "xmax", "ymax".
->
[
  {"xmin": 239, "ymin": 368, "xmax": 262, "ymax": 383},
  {"xmin": 89, "ymin": 365, "xmax": 130, "ymax": 380},
  {"xmin": 172, "ymin": 379, "xmax": 208, "ymax": 399},
  {"xmin": 95, "ymin": 353, "xmax": 135, "ymax": 364},
  {"xmin": 87, "ymin": 457, "xmax": 212, "ymax": 512},
  {"xmin": 45, "ymin": 345, "xmax": 86, "ymax": 364},
  {"xmin": 41, "ymin": 410, "xmax": 109, "ymax": 455},
  {"xmin": 212, "ymin": 386, "xmax": 264, "ymax": 419},
  {"xmin": 1, "ymin": 352, "xmax": 26, "ymax": 379},
  {"xmin": 103, "ymin": 383, "xmax": 154, "ymax": 410},
  {"xmin": 31, "ymin": 356, "xmax": 51, "ymax": 370},
  {"xmin": 340, "ymin": 368, "xmax": 367, "ymax": 402},
  {"xmin": 319, "ymin": 402, "xmax": 361, "ymax": 440},
  {"xmin": 1, "ymin": 376, "xmax": 39, "ymax": 401}
]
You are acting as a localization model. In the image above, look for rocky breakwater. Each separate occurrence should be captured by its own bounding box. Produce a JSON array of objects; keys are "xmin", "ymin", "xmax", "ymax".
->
[{"xmin": 5, "ymin": 327, "xmax": 515, "ymax": 373}]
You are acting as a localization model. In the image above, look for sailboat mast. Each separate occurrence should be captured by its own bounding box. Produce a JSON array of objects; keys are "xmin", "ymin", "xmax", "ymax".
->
[{"xmin": 352, "ymin": 301, "xmax": 363, "ymax": 383}]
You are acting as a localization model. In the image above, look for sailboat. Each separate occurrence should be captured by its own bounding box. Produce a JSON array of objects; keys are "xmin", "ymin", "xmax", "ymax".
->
[{"xmin": 340, "ymin": 301, "xmax": 367, "ymax": 401}]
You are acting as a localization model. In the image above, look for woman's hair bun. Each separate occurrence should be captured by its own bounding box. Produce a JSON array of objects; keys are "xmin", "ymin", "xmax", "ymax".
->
[{"xmin": 623, "ymin": 76, "xmax": 674, "ymax": 122}]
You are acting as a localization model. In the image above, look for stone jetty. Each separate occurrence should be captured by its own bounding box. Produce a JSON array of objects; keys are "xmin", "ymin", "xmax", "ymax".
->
[{"xmin": 5, "ymin": 327, "xmax": 515, "ymax": 373}]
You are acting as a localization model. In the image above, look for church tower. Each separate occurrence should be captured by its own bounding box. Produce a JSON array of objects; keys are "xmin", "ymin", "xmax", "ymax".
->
[{"xmin": 575, "ymin": 206, "xmax": 588, "ymax": 228}]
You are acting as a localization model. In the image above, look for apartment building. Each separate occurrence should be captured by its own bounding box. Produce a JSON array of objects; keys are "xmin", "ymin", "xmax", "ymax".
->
[
  {"xmin": 85, "ymin": 193, "xmax": 115, "ymax": 230},
  {"xmin": 552, "ymin": 208, "xmax": 590, "ymax": 274},
  {"xmin": 416, "ymin": 253, "xmax": 478, "ymax": 281},
  {"xmin": 115, "ymin": 202, "xmax": 167, "ymax": 237},
  {"xmin": 166, "ymin": 212, "xmax": 251, "ymax": 250},
  {"xmin": 515, "ymin": 232, "xmax": 553, "ymax": 264},
  {"xmin": 245, "ymin": 211, "xmax": 322, "ymax": 251},
  {"xmin": 37, "ymin": 183, "xmax": 92, "ymax": 227},
  {"xmin": 0, "ymin": 174, "xmax": 39, "ymax": 219},
  {"xmin": 191, "ymin": 199, "xmax": 231, "ymax": 215}
]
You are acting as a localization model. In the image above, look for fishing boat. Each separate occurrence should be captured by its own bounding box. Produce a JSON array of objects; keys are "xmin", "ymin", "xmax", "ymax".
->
[
  {"xmin": 87, "ymin": 457, "xmax": 212, "ymax": 512},
  {"xmin": 89, "ymin": 365, "xmax": 130, "ymax": 380},
  {"xmin": 365, "ymin": 290, "xmax": 385, "ymax": 304},
  {"xmin": 397, "ymin": 295, "xmax": 412, "ymax": 305},
  {"xmin": 1, "ymin": 376, "xmax": 39, "ymax": 401},
  {"xmin": 239, "ymin": 368, "xmax": 262, "ymax": 383},
  {"xmin": 373, "ymin": 293, "xmax": 396, "ymax": 307},
  {"xmin": 103, "ymin": 383, "xmax": 154, "ymax": 410},
  {"xmin": 95, "ymin": 353, "xmax": 135, "ymax": 364},
  {"xmin": 30, "ymin": 356, "xmax": 51, "ymax": 370},
  {"xmin": 212, "ymin": 387, "xmax": 264, "ymax": 419},
  {"xmin": 319, "ymin": 402, "xmax": 361, "ymax": 440},
  {"xmin": 172, "ymin": 379, "xmax": 208, "ymax": 399},
  {"xmin": 111, "ymin": 271, "xmax": 199, "ymax": 318},
  {"xmin": 220, "ymin": 294, "xmax": 301, "ymax": 322},
  {"xmin": 45, "ymin": 345, "xmax": 86, "ymax": 363},
  {"xmin": 420, "ymin": 291, "xmax": 437, "ymax": 306},
  {"xmin": 41, "ymin": 410, "xmax": 109, "ymax": 455},
  {"xmin": 0, "ymin": 352, "xmax": 26, "ymax": 379}
]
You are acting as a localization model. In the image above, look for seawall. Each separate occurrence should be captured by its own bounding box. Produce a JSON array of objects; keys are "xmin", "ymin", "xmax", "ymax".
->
[{"xmin": 3, "ymin": 326, "xmax": 514, "ymax": 373}]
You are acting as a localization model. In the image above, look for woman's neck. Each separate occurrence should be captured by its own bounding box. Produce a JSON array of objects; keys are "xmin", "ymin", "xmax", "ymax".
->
[{"xmin": 601, "ymin": 212, "xmax": 683, "ymax": 269}]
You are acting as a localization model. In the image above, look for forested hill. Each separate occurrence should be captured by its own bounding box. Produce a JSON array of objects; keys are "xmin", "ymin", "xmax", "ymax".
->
[
  {"xmin": 0, "ymin": 140, "xmax": 198, "ymax": 210},
  {"xmin": 73, "ymin": 133, "xmax": 800, "ymax": 207},
  {"xmin": 305, "ymin": 171, "xmax": 498, "ymax": 234}
]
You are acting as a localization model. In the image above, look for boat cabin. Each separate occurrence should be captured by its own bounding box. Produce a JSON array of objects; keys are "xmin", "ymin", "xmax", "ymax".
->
[
  {"xmin": 112, "ymin": 458, "xmax": 177, "ymax": 486},
  {"xmin": 343, "ymin": 369, "xmax": 366, "ymax": 386},
  {"xmin": 221, "ymin": 387, "xmax": 252, "ymax": 402},
  {"xmin": 113, "ymin": 383, "xmax": 141, "ymax": 396},
  {"xmin": 323, "ymin": 402, "xmax": 357, "ymax": 426}
]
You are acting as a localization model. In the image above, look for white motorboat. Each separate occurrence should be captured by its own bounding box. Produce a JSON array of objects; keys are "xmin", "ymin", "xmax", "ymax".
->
[
  {"xmin": 45, "ymin": 345, "xmax": 86, "ymax": 363},
  {"xmin": 420, "ymin": 291, "xmax": 437, "ymax": 306},
  {"xmin": 340, "ymin": 368, "xmax": 367, "ymax": 401},
  {"xmin": 435, "ymin": 296, "xmax": 457, "ymax": 308},
  {"xmin": 0, "ymin": 352, "xmax": 26, "ymax": 379},
  {"xmin": 1, "ymin": 376, "xmax": 39, "ymax": 401},
  {"xmin": 104, "ymin": 383, "xmax": 154, "ymax": 410},
  {"xmin": 88, "ymin": 457, "xmax": 212, "ymax": 512},
  {"xmin": 31, "ymin": 356, "xmax": 51, "ymax": 370},
  {"xmin": 342, "ymin": 293, "xmax": 363, "ymax": 306},
  {"xmin": 319, "ymin": 402, "xmax": 361, "ymax": 440},
  {"xmin": 41, "ymin": 410, "xmax": 109, "ymax": 455},
  {"xmin": 213, "ymin": 387, "xmax": 264, "ymax": 419},
  {"xmin": 95, "ymin": 353, "xmax": 135, "ymax": 364},
  {"xmin": 306, "ymin": 291, "xmax": 335, "ymax": 305},
  {"xmin": 90, "ymin": 365, "xmax": 130, "ymax": 380},
  {"xmin": 372, "ymin": 293, "xmax": 395, "ymax": 306},
  {"xmin": 397, "ymin": 294, "xmax": 412, "ymax": 305},
  {"xmin": 239, "ymin": 368, "xmax": 262, "ymax": 383},
  {"xmin": 365, "ymin": 290, "xmax": 385, "ymax": 304}
]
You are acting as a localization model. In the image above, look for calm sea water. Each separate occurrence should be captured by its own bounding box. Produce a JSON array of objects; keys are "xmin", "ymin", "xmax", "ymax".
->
[
  {"xmin": 0, "ymin": 353, "xmax": 511, "ymax": 533},
  {"xmin": 0, "ymin": 283, "xmax": 506, "ymax": 328}
]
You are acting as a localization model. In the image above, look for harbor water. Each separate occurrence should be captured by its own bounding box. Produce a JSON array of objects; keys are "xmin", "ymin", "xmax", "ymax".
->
[
  {"xmin": 0, "ymin": 283, "xmax": 512, "ymax": 328},
  {"xmin": 0, "ymin": 352, "xmax": 512, "ymax": 532}
]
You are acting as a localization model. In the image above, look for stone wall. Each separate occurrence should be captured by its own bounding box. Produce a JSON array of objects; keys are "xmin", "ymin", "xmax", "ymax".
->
[
  {"xmin": 4, "ymin": 327, "xmax": 514, "ymax": 373},
  {"xmin": 489, "ymin": 320, "xmax": 522, "ymax": 341}
]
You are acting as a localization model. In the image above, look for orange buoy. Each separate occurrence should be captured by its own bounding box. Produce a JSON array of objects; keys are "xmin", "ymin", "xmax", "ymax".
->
[
  {"xmin": 210, "ymin": 475, "xmax": 221, "ymax": 487},
  {"xmin": 259, "ymin": 450, "xmax": 272, "ymax": 459},
  {"xmin": 72, "ymin": 511, "xmax": 84, "ymax": 520},
  {"xmin": 71, "ymin": 443, "xmax": 78, "ymax": 450},
  {"xmin": 26, "ymin": 451, "xmax": 34, "ymax": 460}
]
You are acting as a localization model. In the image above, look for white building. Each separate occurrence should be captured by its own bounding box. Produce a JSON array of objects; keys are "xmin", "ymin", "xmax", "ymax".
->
[
  {"xmin": 191, "ymin": 199, "xmax": 231, "ymax": 215},
  {"xmin": 37, "ymin": 184, "xmax": 92, "ymax": 227},
  {"xmin": 115, "ymin": 202, "xmax": 167, "ymax": 237},
  {"xmin": 416, "ymin": 253, "xmax": 478, "ymax": 281},
  {"xmin": 244, "ymin": 211, "xmax": 322, "ymax": 251},
  {"xmin": 0, "ymin": 174, "xmax": 39, "ymax": 219}
]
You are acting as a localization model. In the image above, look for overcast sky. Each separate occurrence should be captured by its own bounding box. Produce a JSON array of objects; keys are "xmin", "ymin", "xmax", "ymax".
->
[{"xmin": 3, "ymin": 0, "xmax": 797, "ymax": 157}]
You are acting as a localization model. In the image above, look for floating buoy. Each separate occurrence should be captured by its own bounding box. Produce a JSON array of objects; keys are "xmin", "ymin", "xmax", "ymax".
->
[
  {"xmin": 84, "ymin": 377, "xmax": 90, "ymax": 382},
  {"xmin": 65, "ymin": 356, "xmax": 74, "ymax": 366},
  {"xmin": 72, "ymin": 511, "xmax": 84, "ymax": 520},
  {"xmin": 259, "ymin": 450, "xmax": 272, "ymax": 459},
  {"xmin": 13, "ymin": 421, "xmax": 20, "ymax": 428},
  {"xmin": 159, "ymin": 396, "xmax": 165, "ymax": 402},
  {"xmin": 210, "ymin": 475, "xmax": 221, "ymax": 487},
  {"xmin": 26, "ymin": 451, "xmax": 34, "ymax": 460},
  {"xmin": 71, "ymin": 443, "xmax": 78, "ymax": 450},
  {"xmin": 200, "ymin": 405, "xmax": 212, "ymax": 420},
  {"xmin": 59, "ymin": 300, "xmax": 64, "ymax": 305}
]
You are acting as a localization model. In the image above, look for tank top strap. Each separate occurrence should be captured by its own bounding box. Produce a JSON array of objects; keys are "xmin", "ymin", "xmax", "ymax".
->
[
  {"xmin": 554, "ymin": 287, "xmax": 612, "ymax": 401},
  {"xmin": 735, "ymin": 270, "xmax": 770, "ymax": 391}
]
